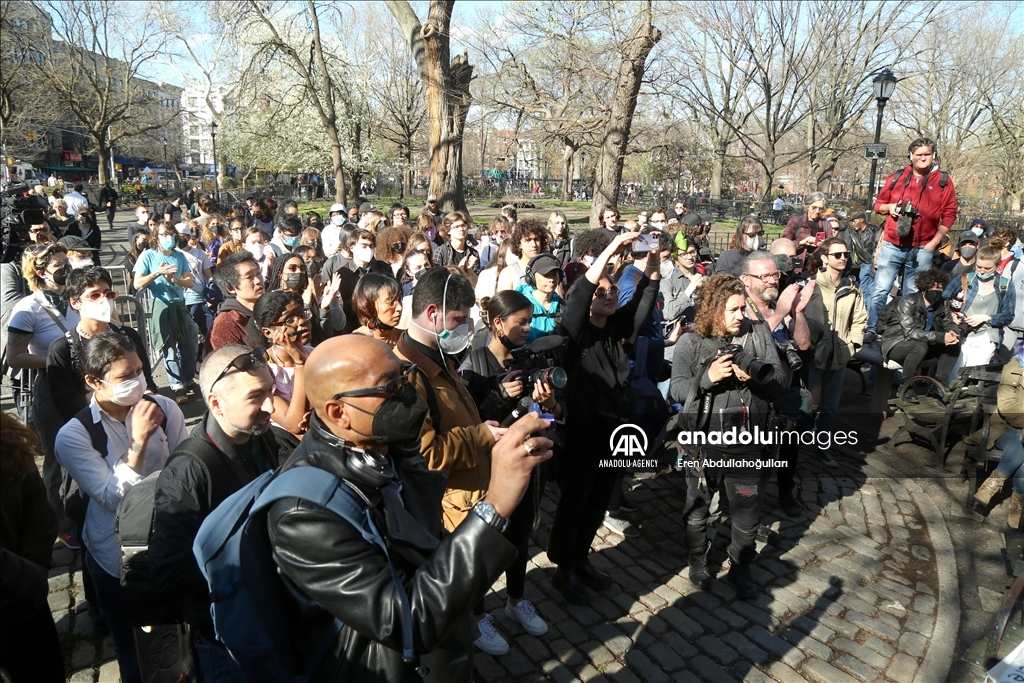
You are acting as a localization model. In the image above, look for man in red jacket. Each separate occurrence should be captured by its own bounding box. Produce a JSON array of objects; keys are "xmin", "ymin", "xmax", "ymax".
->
[
  {"xmin": 865, "ymin": 137, "xmax": 957, "ymax": 342},
  {"xmin": 209, "ymin": 251, "xmax": 264, "ymax": 349}
]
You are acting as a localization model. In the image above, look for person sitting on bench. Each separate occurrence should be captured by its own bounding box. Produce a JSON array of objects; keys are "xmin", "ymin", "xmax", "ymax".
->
[{"xmin": 879, "ymin": 268, "xmax": 960, "ymax": 402}]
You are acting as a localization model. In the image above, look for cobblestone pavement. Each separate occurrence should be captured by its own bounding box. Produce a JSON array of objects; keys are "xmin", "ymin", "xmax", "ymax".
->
[{"xmin": 50, "ymin": 444, "xmax": 959, "ymax": 683}]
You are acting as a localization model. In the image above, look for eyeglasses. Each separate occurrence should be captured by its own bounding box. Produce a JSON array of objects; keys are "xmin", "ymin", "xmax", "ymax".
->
[
  {"xmin": 391, "ymin": 241, "xmax": 406, "ymax": 253},
  {"xmin": 273, "ymin": 309, "xmax": 313, "ymax": 327},
  {"xmin": 808, "ymin": 205, "xmax": 826, "ymax": 211},
  {"xmin": 828, "ymin": 251, "xmax": 850, "ymax": 260},
  {"xmin": 332, "ymin": 364, "xmax": 417, "ymax": 400},
  {"xmin": 29, "ymin": 226, "xmax": 50, "ymax": 234},
  {"xmin": 751, "ymin": 272, "xmax": 781, "ymax": 283},
  {"xmin": 595, "ymin": 285, "xmax": 620, "ymax": 299},
  {"xmin": 211, "ymin": 347, "xmax": 269, "ymax": 389},
  {"xmin": 744, "ymin": 231, "xmax": 765, "ymax": 237},
  {"xmin": 82, "ymin": 290, "xmax": 118, "ymax": 302}
]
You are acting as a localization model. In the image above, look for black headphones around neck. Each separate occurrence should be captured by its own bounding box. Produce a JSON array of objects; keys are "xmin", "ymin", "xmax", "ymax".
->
[{"xmin": 310, "ymin": 412, "xmax": 395, "ymax": 488}]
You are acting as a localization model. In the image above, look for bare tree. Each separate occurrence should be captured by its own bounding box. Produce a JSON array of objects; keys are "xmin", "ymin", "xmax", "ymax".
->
[
  {"xmin": 15, "ymin": 1, "xmax": 178, "ymax": 184},
  {"xmin": 385, "ymin": 0, "xmax": 473, "ymax": 213},
  {"xmin": 589, "ymin": 1, "xmax": 661, "ymax": 226}
]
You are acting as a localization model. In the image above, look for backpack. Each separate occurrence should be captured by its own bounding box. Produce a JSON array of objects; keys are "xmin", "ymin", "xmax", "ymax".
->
[
  {"xmin": 61, "ymin": 395, "xmax": 166, "ymax": 530},
  {"xmin": 192, "ymin": 466, "xmax": 415, "ymax": 683},
  {"xmin": 115, "ymin": 436, "xmax": 232, "ymax": 627}
]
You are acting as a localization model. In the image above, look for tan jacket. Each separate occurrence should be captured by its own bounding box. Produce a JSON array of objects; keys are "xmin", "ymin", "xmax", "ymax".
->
[
  {"xmin": 395, "ymin": 334, "xmax": 495, "ymax": 532},
  {"xmin": 812, "ymin": 270, "xmax": 867, "ymax": 371},
  {"xmin": 968, "ymin": 361, "xmax": 1024, "ymax": 449}
]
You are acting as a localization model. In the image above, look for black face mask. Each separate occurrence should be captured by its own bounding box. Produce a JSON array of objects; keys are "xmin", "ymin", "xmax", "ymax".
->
[
  {"xmin": 924, "ymin": 290, "xmax": 943, "ymax": 308},
  {"xmin": 283, "ymin": 273, "xmax": 308, "ymax": 291},
  {"xmin": 343, "ymin": 381, "xmax": 428, "ymax": 446},
  {"xmin": 304, "ymin": 260, "xmax": 320, "ymax": 277},
  {"xmin": 52, "ymin": 263, "xmax": 71, "ymax": 286}
]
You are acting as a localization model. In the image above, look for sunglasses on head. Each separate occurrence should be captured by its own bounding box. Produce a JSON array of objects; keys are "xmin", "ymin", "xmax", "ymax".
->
[{"xmin": 212, "ymin": 347, "xmax": 269, "ymax": 388}]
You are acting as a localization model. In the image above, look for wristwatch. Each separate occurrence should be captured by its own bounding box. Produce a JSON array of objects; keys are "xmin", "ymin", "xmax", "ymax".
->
[
  {"xmin": 472, "ymin": 501, "xmax": 509, "ymax": 534},
  {"xmin": 128, "ymin": 441, "xmax": 143, "ymax": 454}
]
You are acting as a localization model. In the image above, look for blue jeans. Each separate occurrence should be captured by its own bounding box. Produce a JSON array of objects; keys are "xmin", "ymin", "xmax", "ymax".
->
[
  {"xmin": 869, "ymin": 241, "xmax": 933, "ymax": 331},
  {"xmin": 193, "ymin": 632, "xmax": 246, "ymax": 683},
  {"xmin": 163, "ymin": 314, "xmax": 200, "ymax": 390},
  {"xmin": 858, "ymin": 263, "xmax": 876, "ymax": 328},
  {"xmin": 85, "ymin": 550, "xmax": 141, "ymax": 683},
  {"xmin": 996, "ymin": 429, "xmax": 1024, "ymax": 495},
  {"xmin": 808, "ymin": 366, "xmax": 846, "ymax": 448}
]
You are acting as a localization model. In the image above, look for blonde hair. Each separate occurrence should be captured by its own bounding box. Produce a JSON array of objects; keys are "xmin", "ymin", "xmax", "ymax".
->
[{"xmin": 21, "ymin": 244, "xmax": 67, "ymax": 292}]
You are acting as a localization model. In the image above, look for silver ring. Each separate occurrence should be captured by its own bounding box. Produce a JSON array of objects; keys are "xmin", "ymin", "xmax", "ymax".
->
[{"xmin": 523, "ymin": 438, "xmax": 537, "ymax": 455}]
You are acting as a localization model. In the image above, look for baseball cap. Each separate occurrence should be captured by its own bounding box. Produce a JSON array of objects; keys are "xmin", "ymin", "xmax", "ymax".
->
[
  {"xmin": 969, "ymin": 218, "xmax": 987, "ymax": 228},
  {"xmin": 850, "ymin": 212, "xmax": 866, "ymax": 222},
  {"xmin": 175, "ymin": 223, "xmax": 191, "ymax": 234},
  {"xmin": 57, "ymin": 235, "xmax": 98, "ymax": 251},
  {"xmin": 529, "ymin": 253, "xmax": 563, "ymax": 277},
  {"xmin": 427, "ymin": 194, "xmax": 438, "ymax": 202},
  {"xmin": 329, "ymin": 203, "xmax": 346, "ymax": 214},
  {"xmin": 958, "ymin": 232, "xmax": 980, "ymax": 245},
  {"xmin": 358, "ymin": 201, "xmax": 376, "ymax": 214},
  {"xmin": 681, "ymin": 213, "xmax": 702, "ymax": 227}
]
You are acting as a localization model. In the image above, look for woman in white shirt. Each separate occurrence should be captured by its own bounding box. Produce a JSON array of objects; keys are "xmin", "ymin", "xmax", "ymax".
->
[
  {"xmin": 241, "ymin": 227, "xmax": 275, "ymax": 280},
  {"xmin": 6, "ymin": 243, "xmax": 81, "ymax": 544},
  {"xmin": 55, "ymin": 331, "xmax": 186, "ymax": 683}
]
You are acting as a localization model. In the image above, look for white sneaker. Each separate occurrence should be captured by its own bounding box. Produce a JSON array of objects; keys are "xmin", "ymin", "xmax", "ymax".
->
[
  {"xmin": 603, "ymin": 512, "xmax": 640, "ymax": 537},
  {"xmin": 474, "ymin": 614, "xmax": 509, "ymax": 655},
  {"xmin": 504, "ymin": 599, "xmax": 548, "ymax": 636}
]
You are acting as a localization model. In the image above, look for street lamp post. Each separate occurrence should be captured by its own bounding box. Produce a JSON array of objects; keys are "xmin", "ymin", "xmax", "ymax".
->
[
  {"xmin": 866, "ymin": 68, "xmax": 897, "ymax": 211},
  {"xmin": 160, "ymin": 136, "xmax": 167, "ymax": 176},
  {"xmin": 210, "ymin": 121, "xmax": 219, "ymax": 202}
]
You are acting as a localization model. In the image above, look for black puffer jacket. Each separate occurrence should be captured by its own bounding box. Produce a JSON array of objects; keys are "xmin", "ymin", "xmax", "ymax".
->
[
  {"xmin": 266, "ymin": 418, "xmax": 517, "ymax": 683},
  {"xmin": 880, "ymin": 292, "xmax": 955, "ymax": 360}
]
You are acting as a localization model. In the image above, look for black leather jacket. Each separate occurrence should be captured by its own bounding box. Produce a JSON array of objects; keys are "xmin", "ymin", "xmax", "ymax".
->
[
  {"xmin": 266, "ymin": 419, "xmax": 517, "ymax": 683},
  {"xmin": 880, "ymin": 293, "xmax": 954, "ymax": 359},
  {"xmin": 848, "ymin": 225, "xmax": 882, "ymax": 265}
]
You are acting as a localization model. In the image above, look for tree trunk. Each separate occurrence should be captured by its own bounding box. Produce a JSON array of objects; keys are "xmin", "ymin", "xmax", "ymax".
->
[
  {"xmin": 589, "ymin": 3, "xmax": 661, "ymax": 226},
  {"xmin": 327, "ymin": 125, "xmax": 345, "ymax": 204},
  {"xmin": 347, "ymin": 168, "xmax": 361, "ymax": 204},
  {"xmin": 759, "ymin": 146, "xmax": 776, "ymax": 202},
  {"xmin": 561, "ymin": 140, "xmax": 575, "ymax": 201},
  {"xmin": 710, "ymin": 143, "xmax": 726, "ymax": 200},
  {"xmin": 386, "ymin": 0, "xmax": 472, "ymax": 214},
  {"xmin": 96, "ymin": 140, "xmax": 111, "ymax": 185}
]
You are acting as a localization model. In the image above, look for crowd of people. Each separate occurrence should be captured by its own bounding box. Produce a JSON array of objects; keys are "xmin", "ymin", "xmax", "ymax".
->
[{"xmin": 1, "ymin": 136, "xmax": 1023, "ymax": 683}]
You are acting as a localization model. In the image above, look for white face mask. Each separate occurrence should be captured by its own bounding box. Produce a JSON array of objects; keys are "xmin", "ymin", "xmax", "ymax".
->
[
  {"xmin": 353, "ymin": 246, "xmax": 373, "ymax": 264},
  {"xmin": 80, "ymin": 297, "xmax": 113, "ymax": 323},
  {"xmin": 99, "ymin": 372, "xmax": 146, "ymax": 406},
  {"xmin": 659, "ymin": 259, "xmax": 675, "ymax": 278},
  {"xmin": 582, "ymin": 255, "xmax": 596, "ymax": 267},
  {"xmin": 70, "ymin": 258, "xmax": 94, "ymax": 269},
  {"xmin": 245, "ymin": 243, "xmax": 264, "ymax": 259},
  {"xmin": 413, "ymin": 314, "xmax": 470, "ymax": 355},
  {"xmin": 745, "ymin": 235, "xmax": 766, "ymax": 251}
]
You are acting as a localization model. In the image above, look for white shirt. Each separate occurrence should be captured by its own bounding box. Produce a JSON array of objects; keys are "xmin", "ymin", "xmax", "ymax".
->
[
  {"xmin": 180, "ymin": 246, "xmax": 211, "ymax": 304},
  {"xmin": 47, "ymin": 175, "xmax": 58, "ymax": 187},
  {"xmin": 63, "ymin": 191, "xmax": 89, "ymax": 216},
  {"xmin": 54, "ymin": 393, "xmax": 187, "ymax": 577},
  {"xmin": 773, "ymin": 198, "xmax": 785, "ymax": 211},
  {"xmin": 7, "ymin": 291, "xmax": 81, "ymax": 357}
]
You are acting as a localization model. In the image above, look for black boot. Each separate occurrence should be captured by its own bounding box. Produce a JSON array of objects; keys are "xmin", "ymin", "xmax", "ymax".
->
[
  {"xmin": 688, "ymin": 540, "xmax": 712, "ymax": 590},
  {"xmin": 552, "ymin": 567, "xmax": 590, "ymax": 606},
  {"xmin": 725, "ymin": 559, "xmax": 757, "ymax": 600},
  {"xmin": 779, "ymin": 493, "xmax": 802, "ymax": 518},
  {"xmin": 576, "ymin": 559, "xmax": 613, "ymax": 592}
]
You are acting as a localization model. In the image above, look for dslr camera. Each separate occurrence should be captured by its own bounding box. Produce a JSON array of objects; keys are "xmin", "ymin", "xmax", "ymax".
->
[
  {"xmin": 502, "ymin": 335, "xmax": 568, "ymax": 391},
  {"xmin": 718, "ymin": 343, "xmax": 773, "ymax": 384},
  {"xmin": 893, "ymin": 201, "xmax": 919, "ymax": 237},
  {"xmin": 777, "ymin": 339, "xmax": 804, "ymax": 371}
]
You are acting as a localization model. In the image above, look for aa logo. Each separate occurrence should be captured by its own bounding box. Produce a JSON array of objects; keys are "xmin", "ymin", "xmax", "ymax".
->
[{"xmin": 609, "ymin": 424, "xmax": 648, "ymax": 458}]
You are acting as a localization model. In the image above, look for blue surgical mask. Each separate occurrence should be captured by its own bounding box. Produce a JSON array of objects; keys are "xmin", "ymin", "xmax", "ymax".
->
[
  {"xmin": 284, "ymin": 235, "xmax": 300, "ymax": 247},
  {"xmin": 159, "ymin": 235, "xmax": 176, "ymax": 250}
]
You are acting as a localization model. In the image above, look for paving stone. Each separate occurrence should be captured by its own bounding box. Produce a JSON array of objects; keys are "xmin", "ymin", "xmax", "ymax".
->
[
  {"xmin": 880, "ymin": 570, "xmax": 911, "ymax": 586},
  {"xmin": 71, "ymin": 640, "xmax": 96, "ymax": 670},
  {"xmin": 709, "ymin": 579, "xmax": 739, "ymax": 602},
  {"xmin": 541, "ymin": 660, "xmax": 581, "ymax": 683},
  {"xmin": 550, "ymin": 639, "xmax": 585, "ymax": 668},
  {"xmin": 814, "ymin": 543, "xmax": 851, "ymax": 561},
  {"xmin": 790, "ymin": 614, "xmax": 836, "ymax": 643},
  {"xmin": 661, "ymin": 630, "xmax": 699, "ymax": 659},
  {"xmin": 554, "ymin": 619, "xmax": 587, "ymax": 645},
  {"xmin": 687, "ymin": 590, "xmax": 721, "ymax": 611},
  {"xmin": 69, "ymin": 671, "xmax": 94, "ymax": 683},
  {"xmin": 577, "ymin": 664, "xmax": 606, "ymax": 682},
  {"xmin": 538, "ymin": 600, "xmax": 569, "ymax": 624},
  {"xmin": 589, "ymin": 596, "xmax": 620, "ymax": 620},
  {"xmin": 499, "ymin": 650, "xmax": 535, "ymax": 677},
  {"xmin": 916, "ymin": 581, "xmax": 934, "ymax": 596},
  {"xmin": 770, "ymin": 586, "xmax": 811, "ymax": 616},
  {"xmin": 582, "ymin": 642, "xmax": 615, "ymax": 667},
  {"xmin": 689, "ymin": 654, "xmax": 739, "ymax": 683},
  {"xmin": 98, "ymin": 659, "xmax": 120, "ymax": 683},
  {"xmin": 696, "ymin": 634, "xmax": 739, "ymax": 665},
  {"xmin": 763, "ymin": 661, "xmax": 812, "ymax": 683},
  {"xmin": 659, "ymin": 606, "xmax": 704, "ymax": 639},
  {"xmin": 835, "ymin": 654, "xmax": 882, "ymax": 682},
  {"xmin": 876, "ymin": 578, "xmax": 914, "ymax": 599},
  {"xmin": 862, "ymin": 634, "xmax": 896, "ymax": 659},
  {"xmin": 652, "ymin": 584, "xmax": 680, "ymax": 606},
  {"xmin": 817, "ymin": 613, "xmax": 860, "ymax": 639},
  {"xmin": 590, "ymin": 624, "xmax": 631, "ymax": 656},
  {"xmin": 899, "ymin": 631, "xmax": 928, "ymax": 658},
  {"xmin": 474, "ymin": 654, "xmax": 506, "ymax": 682},
  {"xmin": 720, "ymin": 631, "xmax": 769, "ymax": 664},
  {"xmin": 911, "ymin": 544, "xmax": 931, "ymax": 561},
  {"xmin": 745, "ymin": 624, "xmax": 804, "ymax": 669},
  {"xmin": 517, "ymin": 634, "xmax": 551, "ymax": 663},
  {"xmin": 779, "ymin": 627, "xmax": 833, "ymax": 661},
  {"xmin": 887, "ymin": 652, "xmax": 919, "ymax": 681},
  {"xmin": 843, "ymin": 610, "xmax": 901, "ymax": 642},
  {"xmin": 832, "ymin": 637, "xmax": 890, "ymax": 670},
  {"xmin": 685, "ymin": 606, "xmax": 727, "ymax": 635},
  {"xmin": 801, "ymin": 659, "xmax": 860, "ymax": 683},
  {"xmin": 624, "ymin": 650, "xmax": 670, "ymax": 683},
  {"xmin": 730, "ymin": 600, "xmax": 781, "ymax": 631},
  {"xmin": 606, "ymin": 664, "xmax": 641, "ymax": 683},
  {"xmin": 53, "ymin": 609, "xmax": 71, "ymax": 634},
  {"xmin": 904, "ymin": 609, "xmax": 935, "ymax": 636},
  {"xmin": 836, "ymin": 593, "xmax": 877, "ymax": 617},
  {"xmin": 645, "ymin": 642, "xmax": 686, "ymax": 672},
  {"xmin": 565, "ymin": 604, "xmax": 602, "ymax": 625},
  {"xmin": 912, "ymin": 594, "xmax": 936, "ymax": 615},
  {"xmin": 47, "ymin": 589, "xmax": 70, "ymax": 612},
  {"xmin": 49, "ymin": 573, "xmax": 71, "ymax": 591}
]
